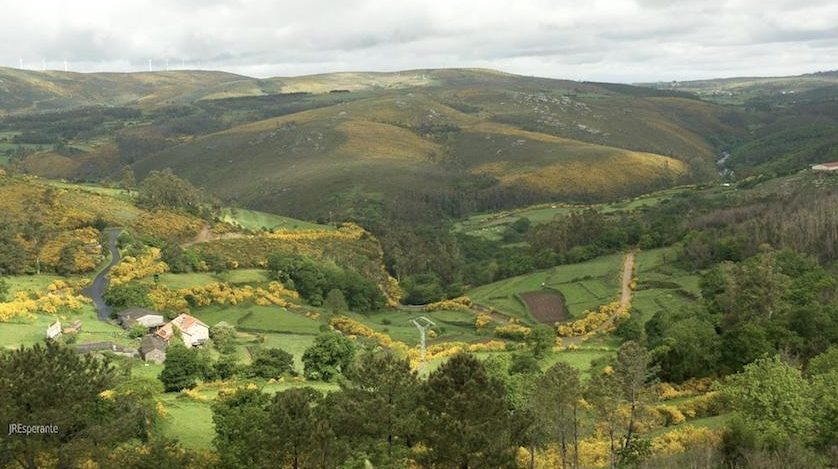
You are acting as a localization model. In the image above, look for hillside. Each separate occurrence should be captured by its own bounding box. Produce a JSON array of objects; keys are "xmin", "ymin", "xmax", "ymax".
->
[{"xmin": 0, "ymin": 67, "xmax": 750, "ymax": 222}]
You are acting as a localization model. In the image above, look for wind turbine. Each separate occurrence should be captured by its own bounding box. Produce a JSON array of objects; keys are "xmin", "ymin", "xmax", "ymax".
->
[
  {"xmin": 18, "ymin": 58, "xmax": 23, "ymax": 69},
  {"xmin": 148, "ymin": 59, "xmax": 152, "ymax": 72},
  {"xmin": 42, "ymin": 58, "xmax": 46, "ymax": 71}
]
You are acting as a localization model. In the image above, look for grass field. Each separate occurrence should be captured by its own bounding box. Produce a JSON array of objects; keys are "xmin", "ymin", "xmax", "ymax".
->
[
  {"xmin": 192, "ymin": 304, "xmax": 321, "ymax": 335},
  {"xmin": 138, "ymin": 270, "xmax": 269, "ymax": 290},
  {"xmin": 452, "ymin": 187, "xmax": 693, "ymax": 241},
  {"xmin": 631, "ymin": 247, "xmax": 702, "ymax": 324},
  {"xmin": 220, "ymin": 207, "xmax": 332, "ymax": 232},
  {"xmin": 467, "ymin": 252, "xmax": 624, "ymax": 322}
]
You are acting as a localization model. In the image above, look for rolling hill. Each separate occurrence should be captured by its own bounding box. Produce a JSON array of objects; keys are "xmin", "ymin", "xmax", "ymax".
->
[{"xmin": 2, "ymin": 67, "xmax": 752, "ymax": 221}]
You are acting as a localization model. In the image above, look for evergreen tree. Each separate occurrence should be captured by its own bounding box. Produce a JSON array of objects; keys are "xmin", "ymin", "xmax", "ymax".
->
[
  {"xmin": 0, "ymin": 343, "xmax": 145, "ymax": 468},
  {"xmin": 335, "ymin": 352, "xmax": 419, "ymax": 461},
  {"xmin": 533, "ymin": 362, "xmax": 583, "ymax": 469},
  {"xmin": 261, "ymin": 387, "xmax": 322, "ymax": 469},
  {"xmin": 212, "ymin": 387, "xmax": 270, "ymax": 469},
  {"xmin": 420, "ymin": 353, "xmax": 515, "ymax": 468}
]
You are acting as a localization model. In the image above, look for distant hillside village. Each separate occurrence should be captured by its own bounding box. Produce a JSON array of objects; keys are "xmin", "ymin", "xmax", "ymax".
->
[{"xmin": 47, "ymin": 310, "xmax": 209, "ymax": 364}]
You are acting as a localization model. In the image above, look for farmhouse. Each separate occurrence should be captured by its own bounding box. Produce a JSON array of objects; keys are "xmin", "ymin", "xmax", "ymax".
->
[
  {"xmin": 812, "ymin": 161, "xmax": 838, "ymax": 171},
  {"xmin": 117, "ymin": 308, "xmax": 165, "ymax": 330},
  {"xmin": 156, "ymin": 313, "xmax": 210, "ymax": 348},
  {"xmin": 140, "ymin": 335, "xmax": 167, "ymax": 364}
]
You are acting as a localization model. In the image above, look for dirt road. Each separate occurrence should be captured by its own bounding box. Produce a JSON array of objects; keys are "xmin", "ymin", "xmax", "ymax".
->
[{"xmin": 562, "ymin": 251, "xmax": 635, "ymax": 347}]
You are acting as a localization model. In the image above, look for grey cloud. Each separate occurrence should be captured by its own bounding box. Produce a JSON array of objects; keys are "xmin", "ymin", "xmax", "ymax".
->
[{"xmin": 0, "ymin": 0, "xmax": 836, "ymax": 82}]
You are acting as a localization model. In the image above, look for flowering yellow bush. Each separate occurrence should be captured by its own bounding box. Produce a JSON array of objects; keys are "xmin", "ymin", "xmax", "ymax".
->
[
  {"xmin": 650, "ymin": 425, "xmax": 721, "ymax": 456},
  {"xmin": 0, "ymin": 280, "xmax": 89, "ymax": 322},
  {"xmin": 155, "ymin": 401, "xmax": 168, "ymax": 419},
  {"xmin": 179, "ymin": 388, "xmax": 208, "ymax": 402},
  {"xmin": 423, "ymin": 296, "xmax": 472, "ymax": 312},
  {"xmin": 656, "ymin": 405, "xmax": 686, "ymax": 426},
  {"xmin": 109, "ymin": 247, "xmax": 168, "ymax": 285},
  {"xmin": 40, "ymin": 227, "xmax": 101, "ymax": 273},
  {"xmin": 676, "ymin": 392, "xmax": 723, "ymax": 419},
  {"xmin": 329, "ymin": 315, "xmax": 394, "ymax": 347},
  {"xmin": 556, "ymin": 302, "xmax": 621, "ymax": 337},
  {"xmin": 494, "ymin": 323, "xmax": 532, "ymax": 340},
  {"xmin": 148, "ymin": 281, "xmax": 300, "ymax": 313},
  {"xmin": 474, "ymin": 313, "xmax": 493, "ymax": 330}
]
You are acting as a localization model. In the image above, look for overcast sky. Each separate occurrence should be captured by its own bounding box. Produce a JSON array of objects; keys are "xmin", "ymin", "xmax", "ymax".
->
[{"xmin": 2, "ymin": 0, "xmax": 836, "ymax": 82}]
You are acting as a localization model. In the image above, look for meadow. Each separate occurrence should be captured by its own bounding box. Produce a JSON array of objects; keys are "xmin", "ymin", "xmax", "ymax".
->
[{"xmin": 467, "ymin": 252, "xmax": 624, "ymax": 322}]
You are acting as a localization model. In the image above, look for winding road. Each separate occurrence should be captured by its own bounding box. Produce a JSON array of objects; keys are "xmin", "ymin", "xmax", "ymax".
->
[
  {"xmin": 562, "ymin": 251, "xmax": 635, "ymax": 347},
  {"xmin": 82, "ymin": 228, "xmax": 122, "ymax": 321}
]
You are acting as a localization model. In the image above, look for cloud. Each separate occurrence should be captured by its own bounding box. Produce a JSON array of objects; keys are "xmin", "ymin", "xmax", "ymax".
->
[{"xmin": 1, "ymin": 0, "xmax": 836, "ymax": 81}]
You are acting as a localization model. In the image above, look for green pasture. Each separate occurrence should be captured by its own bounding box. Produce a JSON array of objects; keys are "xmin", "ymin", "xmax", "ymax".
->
[
  {"xmin": 467, "ymin": 252, "xmax": 624, "ymax": 321},
  {"xmin": 220, "ymin": 207, "xmax": 333, "ymax": 232}
]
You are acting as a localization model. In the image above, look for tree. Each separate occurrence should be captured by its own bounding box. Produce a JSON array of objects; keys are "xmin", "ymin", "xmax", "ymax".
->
[
  {"xmin": 420, "ymin": 353, "xmax": 515, "ymax": 468},
  {"xmin": 0, "ymin": 277, "xmax": 8, "ymax": 302},
  {"xmin": 811, "ymin": 370, "xmax": 838, "ymax": 450},
  {"xmin": 248, "ymin": 347, "xmax": 295, "ymax": 379},
  {"xmin": 137, "ymin": 169, "xmax": 210, "ymax": 214},
  {"xmin": 212, "ymin": 386, "xmax": 271, "ymax": 469},
  {"xmin": 210, "ymin": 322, "xmax": 238, "ymax": 355},
  {"xmin": 0, "ymin": 229, "xmax": 28, "ymax": 275},
  {"xmin": 0, "ymin": 343, "xmax": 147, "ymax": 469},
  {"xmin": 56, "ymin": 241, "xmax": 83, "ymax": 276},
  {"xmin": 614, "ymin": 341, "xmax": 654, "ymax": 454},
  {"xmin": 586, "ymin": 371, "xmax": 623, "ymax": 469},
  {"xmin": 324, "ymin": 288, "xmax": 348, "ymax": 314},
  {"xmin": 301, "ymin": 332, "xmax": 355, "ymax": 382},
  {"xmin": 335, "ymin": 352, "xmax": 419, "ymax": 462},
  {"xmin": 120, "ymin": 166, "xmax": 136, "ymax": 192},
  {"xmin": 104, "ymin": 282, "xmax": 153, "ymax": 310},
  {"xmin": 720, "ymin": 323, "xmax": 774, "ymax": 374},
  {"xmin": 715, "ymin": 251, "xmax": 791, "ymax": 328},
  {"xmin": 159, "ymin": 342, "xmax": 206, "ymax": 391},
  {"xmin": 651, "ymin": 318, "xmax": 720, "ymax": 382},
  {"xmin": 527, "ymin": 325, "xmax": 556, "ymax": 359},
  {"xmin": 262, "ymin": 387, "xmax": 323, "ymax": 469},
  {"xmin": 721, "ymin": 355, "xmax": 812, "ymax": 447},
  {"xmin": 532, "ymin": 362, "xmax": 583, "ymax": 469}
]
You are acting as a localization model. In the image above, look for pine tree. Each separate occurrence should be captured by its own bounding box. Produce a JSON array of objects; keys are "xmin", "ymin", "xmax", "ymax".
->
[{"xmin": 420, "ymin": 353, "xmax": 515, "ymax": 468}]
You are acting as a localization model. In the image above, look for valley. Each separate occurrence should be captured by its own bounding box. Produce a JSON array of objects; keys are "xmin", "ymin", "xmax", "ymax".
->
[{"xmin": 2, "ymin": 66, "xmax": 838, "ymax": 468}]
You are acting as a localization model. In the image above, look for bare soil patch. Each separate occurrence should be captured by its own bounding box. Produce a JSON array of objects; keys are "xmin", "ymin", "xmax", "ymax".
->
[{"xmin": 521, "ymin": 291, "xmax": 568, "ymax": 323}]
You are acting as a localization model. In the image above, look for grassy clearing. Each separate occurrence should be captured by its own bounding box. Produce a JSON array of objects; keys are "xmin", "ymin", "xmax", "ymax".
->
[
  {"xmin": 452, "ymin": 187, "xmax": 693, "ymax": 241},
  {"xmin": 220, "ymin": 207, "xmax": 332, "ymax": 232},
  {"xmin": 467, "ymin": 253, "xmax": 624, "ymax": 321},
  {"xmin": 631, "ymin": 247, "xmax": 702, "ymax": 324},
  {"xmin": 160, "ymin": 397, "xmax": 215, "ymax": 450},
  {"xmin": 192, "ymin": 304, "xmax": 321, "ymax": 335},
  {"xmin": 343, "ymin": 308, "xmax": 491, "ymax": 346}
]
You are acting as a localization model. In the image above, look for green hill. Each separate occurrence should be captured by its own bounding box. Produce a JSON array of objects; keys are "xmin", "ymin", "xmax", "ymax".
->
[{"xmin": 1, "ymin": 67, "xmax": 751, "ymax": 221}]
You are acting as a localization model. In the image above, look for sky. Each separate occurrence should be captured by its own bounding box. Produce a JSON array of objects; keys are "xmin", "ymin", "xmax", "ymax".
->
[{"xmin": 2, "ymin": 0, "xmax": 837, "ymax": 82}]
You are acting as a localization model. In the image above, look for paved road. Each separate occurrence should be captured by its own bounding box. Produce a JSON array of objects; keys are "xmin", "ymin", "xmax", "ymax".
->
[
  {"xmin": 562, "ymin": 251, "xmax": 636, "ymax": 347},
  {"xmin": 82, "ymin": 228, "xmax": 122, "ymax": 321}
]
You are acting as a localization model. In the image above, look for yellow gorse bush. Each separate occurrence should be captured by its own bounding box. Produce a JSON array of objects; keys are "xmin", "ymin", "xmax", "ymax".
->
[
  {"xmin": 0, "ymin": 280, "xmax": 89, "ymax": 322},
  {"xmin": 109, "ymin": 248, "xmax": 168, "ymax": 285},
  {"xmin": 423, "ymin": 296, "xmax": 472, "ymax": 312},
  {"xmin": 148, "ymin": 281, "xmax": 300, "ymax": 314},
  {"xmin": 474, "ymin": 313, "xmax": 493, "ymax": 330},
  {"xmin": 329, "ymin": 315, "xmax": 394, "ymax": 347},
  {"xmin": 556, "ymin": 302, "xmax": 622, "ymax": 337}
]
